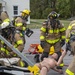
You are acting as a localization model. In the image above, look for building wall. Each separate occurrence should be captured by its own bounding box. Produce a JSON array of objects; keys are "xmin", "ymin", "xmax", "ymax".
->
[
  {"xmin": 0, "ymin": 0, "xmax": 6, "ymax": 13},
  {"xmin": 3, "ymin": 0, "xmax": 30, "ymax": 23}
]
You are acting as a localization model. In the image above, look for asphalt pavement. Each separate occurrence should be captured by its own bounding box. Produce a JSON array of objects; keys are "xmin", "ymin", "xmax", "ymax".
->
[{"xmin": 23, "ymin": 29, "xmax": 72, "ymax": 75}]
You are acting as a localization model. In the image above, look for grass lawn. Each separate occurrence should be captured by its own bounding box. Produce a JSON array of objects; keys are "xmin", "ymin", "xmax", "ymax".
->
[{"xmin": 28, "ymin": 19, "xmax": 71, "ymax": 29}]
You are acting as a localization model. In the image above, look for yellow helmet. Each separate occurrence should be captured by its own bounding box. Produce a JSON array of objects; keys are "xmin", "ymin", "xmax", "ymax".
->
[{"xmin": 22, "ymin": 9, "xmax": 31, "ymax": 15}]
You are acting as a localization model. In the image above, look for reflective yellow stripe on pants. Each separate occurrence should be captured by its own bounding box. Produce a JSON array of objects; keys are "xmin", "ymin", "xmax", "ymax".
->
[
  {"xmin": 46, "ymin": 39, "xmax": 59, "ymax": 44},
  {"xmin": 66, "ymin": 69, "xmax": 74, "ymax": 75}
]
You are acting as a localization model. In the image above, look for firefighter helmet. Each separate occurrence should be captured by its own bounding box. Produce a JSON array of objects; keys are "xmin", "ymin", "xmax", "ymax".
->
[
  {"xmin": 21, "ymin": 9, "xmax": 31, "ymax": 16},
  {"xmin": 48, "ymin": 11, "xmax": 59, "ymax": 19}
]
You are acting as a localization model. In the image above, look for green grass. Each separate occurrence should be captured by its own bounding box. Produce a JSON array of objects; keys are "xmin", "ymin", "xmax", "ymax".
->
[
  {"xmin": 28, "ymin": 19, "xmax": 71, "ymax": 29},
  {"xmin": 60, "ymin": 20, "xmax": 71, "ymax": 29}
]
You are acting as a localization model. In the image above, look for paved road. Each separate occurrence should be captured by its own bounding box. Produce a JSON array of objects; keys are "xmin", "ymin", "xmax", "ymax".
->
[{"xmin": 23, "ymin": 29, "xmax": 73, "ymax": 75}]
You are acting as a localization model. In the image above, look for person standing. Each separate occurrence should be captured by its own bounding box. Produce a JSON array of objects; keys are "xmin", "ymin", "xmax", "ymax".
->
[
  {"xmin": 40, "ymin": 11, "xmax": 66, "ymax": 63},
  {"xmin": 11, "ymin": 9, "xmax": 33, "ymax": 67},
  {"xmin": 0, "ymin": 11, "xmax": 11, "ymax": 58},
  {"xmin": 64, "ymin": 20, "xmax": 75, "ymax": 75}
]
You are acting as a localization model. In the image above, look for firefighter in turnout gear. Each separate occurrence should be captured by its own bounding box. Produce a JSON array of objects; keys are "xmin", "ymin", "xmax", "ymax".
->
[
  {"xmin": 40, "ymin": 11, "xmax": 66, "ymax": 66},
  {"xmin": 13, "ymin": 9, "xmax": 31, "ymax": 54},
  {"xmin": 64, "ymin": 20, "xmax": 75, "ymax": 75},
  {"xmin": 12, "ymin": 9, "xmax": 32, "ymax": 67},
  {"xmin": 0, "ymin": 11, "xmax": 18, "ymax": 58},
  {"xmin": 0, "ymin": 11, "xmax": 11, "ymax": 58}
]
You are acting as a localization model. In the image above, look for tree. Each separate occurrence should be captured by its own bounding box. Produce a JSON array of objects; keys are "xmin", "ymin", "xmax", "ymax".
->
[
  {"xmin": 50, "ymin": 0, "xmax": 57, "ymax": 11},
  {"xmin": 30, "ymin": 0, "xmax": 75, "ymax": 19},
  {"xmin": 56, "ymin": 0, "xmax": 71, "ymax": 19},
  {"xmin": 69, "ymin": 0, "xmax": 75, "ymax": 17}
]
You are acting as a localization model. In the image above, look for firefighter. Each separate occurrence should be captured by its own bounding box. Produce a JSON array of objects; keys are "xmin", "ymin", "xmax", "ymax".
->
[
  {"xmin": 11, "ymin": 9, "xmax": 33, "ymax": 55},
  {"xmin": 11, "ymin": 9, "xmax": 32, "ymax": 67},
  {"xmin": 40, "ymin": 11, "xmax": 66, "ymax": 66},
  {"xmin": 0, "ymin": 11, "xmax": 11, "ymax": 58},
  {"xmin": 64, "ymin": 20, "xmax": 75, "ymax": 75},
  {"xmin": 9, "ymin": 9, "xmax": 31, "ymax": 55}
]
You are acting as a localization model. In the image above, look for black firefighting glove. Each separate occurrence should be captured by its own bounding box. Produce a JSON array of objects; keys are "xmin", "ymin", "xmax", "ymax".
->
[
  {"xmin": 61, "ymin": 39, "xmax": 65, "ymax": 47},
  {"xmin": 66, "ymin": 42, "xmax": 71, "ymax": 51},
  {"xmin": 66, "ymin": 43, "xmax": 72, "ymax": 55},
  {"xmin": 40, "ymin": 41, "xmax": 45, "ymax": 48}
]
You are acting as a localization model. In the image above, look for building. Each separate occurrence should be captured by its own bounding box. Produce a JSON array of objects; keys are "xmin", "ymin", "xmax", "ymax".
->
[{"xmin": 0, "ymin": 0, "xmax": 30, "ymax": 24}]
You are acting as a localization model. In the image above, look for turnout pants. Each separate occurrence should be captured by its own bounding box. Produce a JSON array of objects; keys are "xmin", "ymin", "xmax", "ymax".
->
[{"xmin": 65, "ymin": 41, "xmax": 75, "ymax": 75}]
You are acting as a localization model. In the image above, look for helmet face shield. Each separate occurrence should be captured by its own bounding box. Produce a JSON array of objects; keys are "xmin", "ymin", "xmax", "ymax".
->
[
  {"xmin": 21, "ymin": 9, "xmax": 31, "ymax": 21},
  {"xmin": 48, "ymin": 11, "xmax": 59, "ymax": 19},
  {"xmin": 21, "ymin": 12, "xmax": 25, "ymax": 16},
  {"xmin": 22, "ymin": 14, "xmax": 29, "ymax": 21}
]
